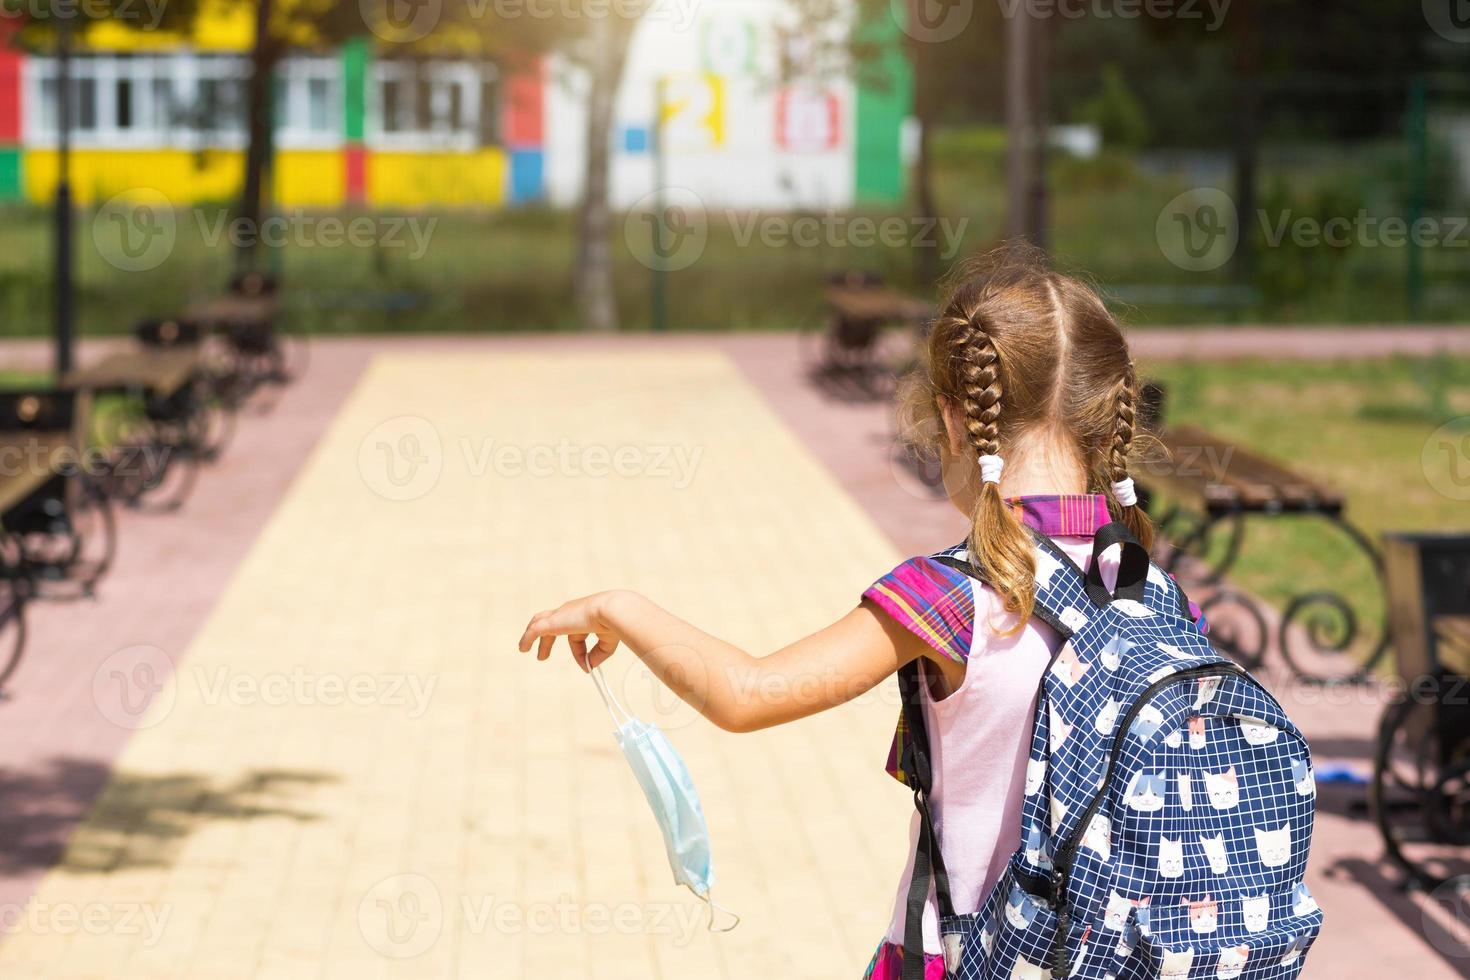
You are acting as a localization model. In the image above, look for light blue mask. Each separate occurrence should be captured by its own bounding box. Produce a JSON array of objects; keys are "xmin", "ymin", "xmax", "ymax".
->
[{"xmin": 593, "ymin": 668, "xmax": 739, "ymax": 931}]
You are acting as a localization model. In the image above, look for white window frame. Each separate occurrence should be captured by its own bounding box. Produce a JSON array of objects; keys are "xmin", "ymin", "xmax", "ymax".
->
[
  {"xmin": 367, "ymin": 60, "xmax": 485, "ymax": 151},
  {"xmin": 23, "ymin": 51, "xmax": 250, "ymax": 150},
  {"xmin": 276, "ymin": 56, "xmax": 342, "ymax": 150}
]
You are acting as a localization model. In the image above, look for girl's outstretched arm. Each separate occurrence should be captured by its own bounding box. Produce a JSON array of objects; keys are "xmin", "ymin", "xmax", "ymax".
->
[{"xmin": 517, "ymin": 590, "xmax": 934, "ymax": 733}]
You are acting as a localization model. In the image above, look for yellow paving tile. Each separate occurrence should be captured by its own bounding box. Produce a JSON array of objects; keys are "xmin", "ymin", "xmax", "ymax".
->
[{"xmin": 0, "ymin": 351, "xmax": 914, "ymax": 979}]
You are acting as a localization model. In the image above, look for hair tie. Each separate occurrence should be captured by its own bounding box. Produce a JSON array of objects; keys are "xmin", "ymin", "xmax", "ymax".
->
[
  {"xmin": 1112, "ymin": 477, "xmax": 1138, "ymax": 508},
  {"xmin": 978, "ymin": 454, "xmax": 1005, "ymax": 485}
]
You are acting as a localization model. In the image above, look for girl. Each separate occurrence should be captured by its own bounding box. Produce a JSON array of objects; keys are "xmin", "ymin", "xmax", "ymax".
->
[{"xmin": 518, "ymin": 252, "xmax": 1153, "ymax": 979}]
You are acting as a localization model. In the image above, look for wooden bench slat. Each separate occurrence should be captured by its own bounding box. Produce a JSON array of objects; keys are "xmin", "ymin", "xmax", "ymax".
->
[
  {"xmin": 0, "ymin": 432, "xmax": 72, "ymax": 515},
  {"xmin": 184, "ymin": 294, "xmax": 279, "ymax": 326},
  {"xmin": 1148, "ymin": 424, "xmax": 1344, "ymax": 513},
  {"xmin": 825, "ymin": 285, "xmax": 932, "ymax": 323},
  {"xmin": 64, "ymin": 349, "xmax": 202, "ymax": 399}
]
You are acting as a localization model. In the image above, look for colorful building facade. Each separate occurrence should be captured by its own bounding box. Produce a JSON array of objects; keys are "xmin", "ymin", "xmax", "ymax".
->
[{"xmin": 0, "ymin": 0, "xmax": 909, "ymax": 210}]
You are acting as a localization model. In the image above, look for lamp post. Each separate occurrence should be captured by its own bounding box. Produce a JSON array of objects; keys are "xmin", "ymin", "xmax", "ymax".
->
[{"xmin": 53, "ymin": 10, "xmax": 74, "ymax": 378}]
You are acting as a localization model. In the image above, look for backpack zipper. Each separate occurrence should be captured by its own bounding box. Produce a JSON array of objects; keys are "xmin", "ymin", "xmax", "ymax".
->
[{"xmin": 1045, "ymin": 660, "xmax": 1246, "ymax": 976}]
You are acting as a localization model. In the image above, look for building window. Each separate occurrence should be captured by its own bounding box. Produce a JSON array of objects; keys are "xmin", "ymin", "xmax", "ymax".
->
[
  {"xmin": 276, "ymin": 57, "xmax": 342, "ymax": 148},
  {"xmin": 369, "ymin": 60, "xmax": 492, "ymax": 150}
]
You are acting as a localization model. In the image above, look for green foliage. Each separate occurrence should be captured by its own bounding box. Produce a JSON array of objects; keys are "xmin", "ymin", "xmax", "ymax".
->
[{"xmin": 1074, "ymin": 65, "xmax": 1151, "ymax": 152}]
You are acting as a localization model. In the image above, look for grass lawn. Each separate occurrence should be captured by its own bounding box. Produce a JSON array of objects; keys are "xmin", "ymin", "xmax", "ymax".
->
[
  {"xmin": 1, "ymin": 129, "xmax": 1466, "ymax": 335},
  {"xmin": 1142, "ymin": 355, "xmax": 1470, "ymax": 666}
]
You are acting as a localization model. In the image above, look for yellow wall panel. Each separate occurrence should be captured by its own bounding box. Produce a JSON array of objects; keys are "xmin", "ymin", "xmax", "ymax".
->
[
  {"xmin": 24, "ymin": 149, "xmax": 245, "ymax": 206},
  {"xmin": 273, "ymin": 150, "xmax": 344, "ymax": 208},
  {"xmin": 367, "ymin": 150, "xmax": 506, "ymax": 208},
  {"xmin": 84, "ymin": 1, "xmax": 254, "ymax": 51}
]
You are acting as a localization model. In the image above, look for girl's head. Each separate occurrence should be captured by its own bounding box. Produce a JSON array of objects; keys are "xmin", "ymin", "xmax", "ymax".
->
[{"xmin": 900, "ymin": 247, "xmax": 1153, "ymax": 625}]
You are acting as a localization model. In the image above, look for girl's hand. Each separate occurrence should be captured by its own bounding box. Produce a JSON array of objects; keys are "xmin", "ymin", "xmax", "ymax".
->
[{"xmin": 517, "ymin": 591, "xmax": 630, "ymax": 672}]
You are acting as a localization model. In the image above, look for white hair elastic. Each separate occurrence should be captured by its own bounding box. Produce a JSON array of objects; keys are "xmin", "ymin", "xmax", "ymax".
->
[
  {"xmin": 978, "ymin": 454, "xmax": 1005, "ymax": 485},
  {"xmin": 1112, "ymin": 477, "xmax": 1138, "ymax": 507}
]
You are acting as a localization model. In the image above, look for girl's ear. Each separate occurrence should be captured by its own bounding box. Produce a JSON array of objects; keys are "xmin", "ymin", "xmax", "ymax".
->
[{"xmin": 938, "ymin": 396, "xmax": 969, "ymax": 458}]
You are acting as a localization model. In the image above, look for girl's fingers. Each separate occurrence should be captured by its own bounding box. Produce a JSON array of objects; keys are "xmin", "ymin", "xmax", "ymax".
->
[
  {"xmin": 518, "ymin": 611, "xmax": 554, "ymax": 652},
  {"xmin": 536, "ymin": 634, "xmax": 555, "ymax": 661},
  {"xmin": 587, "ymin": 635, "xmax": 620, "ymax": 671},
  {"xmin": 568, "ymin": 634, "xmax": 590, "ymax": 672}
]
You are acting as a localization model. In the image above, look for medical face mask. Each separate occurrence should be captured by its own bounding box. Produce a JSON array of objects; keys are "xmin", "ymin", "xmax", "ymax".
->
[{"xmin": 592, "ymin": 667, "xmax": 738, "ymax": 931}]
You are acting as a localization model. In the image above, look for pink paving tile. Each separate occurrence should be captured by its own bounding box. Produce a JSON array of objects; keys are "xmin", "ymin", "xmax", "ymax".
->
[{"xmin": 0, "ymin": 338, "xmax": 372, "ymax": 924}]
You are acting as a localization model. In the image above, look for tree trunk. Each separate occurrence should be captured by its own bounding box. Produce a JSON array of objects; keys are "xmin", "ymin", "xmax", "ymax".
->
[
  {"xmin": 574, "ymin": 15, "xmax": 637, "ymax": 332},
  {"xmin": 909, "ymin": 24, "xmax": 940, "ymax": 287},
  {"xmin": 236, "ymin": 0, "xmax": 277, "ymax": 276}
]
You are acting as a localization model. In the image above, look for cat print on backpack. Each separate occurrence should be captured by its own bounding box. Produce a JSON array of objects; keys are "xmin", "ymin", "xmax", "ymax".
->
[
  {"xmin": 1082, "ymin": 814, "xmax": 1112, "ymax": 861},
  {"xmin": 1216, "ymin": 944, "xmax": 1250, "ymax": 979},
  {"xmin": 1130, "ymin": 704, "xmax": 1165, "ymax": 742},
  {"xmin": 1199, "ymin": 834, "xmax": 1229, "ymax": 874},
  {"xmin": 1255, "ymin": 824, "xmax": 1292, "ymax": 868},
  {"xmin": 1240, "ymin": 893, "xmax": 1270, "ymax": 933},
  {"xmin": 1011, "ymin": 956, "xmax": 1051, "ymax": 980},
  {"xmin": 1178, "ymin": 773, "xmax": 1194, "ymax": 812},
  {"xmin": 1103, "ymin": 890, "xmax": 1133, "ymax": 931},
  {"xmin": 1188, "ymin": 716, "xmax": 1207, "ymax": 750},
  {"xmin": 1125, "ymin": 772, "xmax": 1167, "ymax": 812},
  {"xmin": 1157, "ymin": 836, "xmax": 1185, "ymax": 879},
  {"xmin": 1053, "ymin": 646, "xmax": 1091, "ymax": 687},
  {"xmin": 1292, "ymin": 883, "xmax": 1319, "ymax": 916},
  {"xmin": 1182, "ymin": 895, "xmax": 1218, "ymax": 934},
  {"xmin": 1004, "ymin": 883, "xmax": 1039, "ymax": 930},
  {"xmin": 1292, "ymin": 759, "xmax": 1315, "ymax": 797},
  {"xmin": 1239, "ymin": 716, "xmax": 1280, "ymax": 745},
  {"xmin": 1025, "ymin": 756, "xmax": 1046, "ymax": 796},
  {"xmin": 1203, "ymin": 767, "xmax": 1239, "ymax": 809},
  {"xmin": 1159, "ymin": 947, "xmax": 1194, "ymax": 980},
  {"xmin": 1095, "ymin": 698, "xmax": 1121, "ymax": 735},
  {"xmin": 1280, "ymin": 934, "xmax": 1309, "ymax": 966}
]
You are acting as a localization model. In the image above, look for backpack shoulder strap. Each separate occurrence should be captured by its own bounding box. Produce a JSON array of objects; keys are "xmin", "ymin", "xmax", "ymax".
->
[{"xmin": 930, "ymin": 528, "xmax": 1094, "ymax": 640}]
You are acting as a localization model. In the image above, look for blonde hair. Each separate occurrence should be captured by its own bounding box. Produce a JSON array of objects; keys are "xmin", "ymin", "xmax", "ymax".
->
[{"xmin": 898, "ymin": 247, "xmax": 1154, "ymax": 628}]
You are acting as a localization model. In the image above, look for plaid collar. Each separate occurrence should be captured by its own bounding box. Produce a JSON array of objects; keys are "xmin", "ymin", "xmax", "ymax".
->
[{"xmin": 1006, "ymin": 494, "xmax": 1112, "ymax": 538}]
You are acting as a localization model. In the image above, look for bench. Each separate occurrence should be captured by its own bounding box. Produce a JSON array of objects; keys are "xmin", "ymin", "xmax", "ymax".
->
[
  {"xmin": 1370, "ymin": 532, "xmax": 1470, "ymax": 890},
  {"xmin": 63, "ymin": 348, "xmax": 212, "ymax": 511},
  {"xmin": 1137, "ymin": 381, "xmax": 1387, "ymax": 682},
  {"xmin": 185, "ymin": 272, "xmax": 300, "ymax": 392},
  {"xmin": 807, "ymin": 271, "xmax": 932, "ymax": 400},
  {"xmin": 0, "ymin": 388, "xmax": 116, "ymax": 602}
]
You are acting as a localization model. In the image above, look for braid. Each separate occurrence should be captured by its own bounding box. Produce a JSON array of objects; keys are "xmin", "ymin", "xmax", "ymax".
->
[
  {"xmin": 1109, "ymin": 366, "xmax": 1137, "ymax": 482},
  {"xmin": 952, "ymin": 314, "xmax": 1002, "ymax": 456}
]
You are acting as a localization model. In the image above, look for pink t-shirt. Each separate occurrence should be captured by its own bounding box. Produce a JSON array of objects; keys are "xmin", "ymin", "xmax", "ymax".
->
[{"xmin": 864, "ymin": 536, "xmax": 1120, "ymax": 954}]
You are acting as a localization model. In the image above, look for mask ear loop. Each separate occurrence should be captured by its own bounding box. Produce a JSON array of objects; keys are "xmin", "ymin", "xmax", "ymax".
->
[
  {"xmin": 590, "ymin": 666, "xmax": 633, "ymax": 729},
  {"xmin": 701, "ymin": 891, "xmax": 740, "ymax": 932}
]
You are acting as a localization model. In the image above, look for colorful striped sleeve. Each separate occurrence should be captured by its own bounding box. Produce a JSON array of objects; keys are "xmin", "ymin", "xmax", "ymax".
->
[
  {"xmin": 862, "ymin": 557, "xmax": 976, "ymax": 666},
  {"xmin": 863, "ymin": 557, "xmax": 977, "ymax": 786}
]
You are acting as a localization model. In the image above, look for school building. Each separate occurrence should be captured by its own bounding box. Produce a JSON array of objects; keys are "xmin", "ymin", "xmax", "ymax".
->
[{"xmin": 0, "ymin": 0, "xmax": 912, "ymax": 211}]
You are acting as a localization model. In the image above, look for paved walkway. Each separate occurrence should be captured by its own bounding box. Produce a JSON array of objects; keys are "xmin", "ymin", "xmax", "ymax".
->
[{"xmin": 0, "ymin": 330, "xmax": 1466, "ymax": 978}]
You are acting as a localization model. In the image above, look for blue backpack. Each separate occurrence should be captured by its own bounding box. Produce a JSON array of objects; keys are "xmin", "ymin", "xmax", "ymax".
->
[{"xmin": 895, "ymin": 524, "xmax": 1321, "ymax": 980}]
